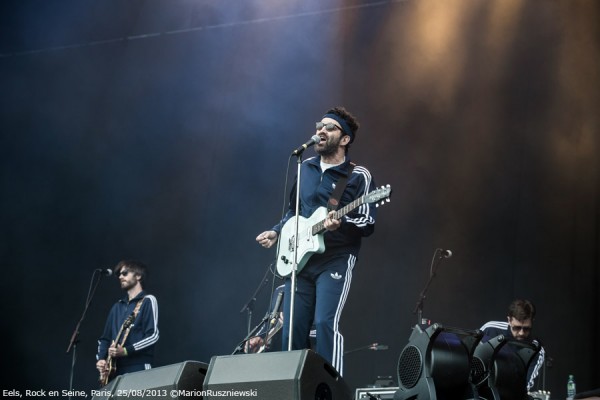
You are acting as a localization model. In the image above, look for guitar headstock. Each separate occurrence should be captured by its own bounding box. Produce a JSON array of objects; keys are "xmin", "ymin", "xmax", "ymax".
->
[{"xmin": 365, "ymin": 184, "xmax": 392, "ymax": 207}]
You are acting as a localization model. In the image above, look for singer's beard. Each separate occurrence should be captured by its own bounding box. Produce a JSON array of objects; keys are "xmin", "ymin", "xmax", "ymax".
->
[
  {"xmin": 120, "ymin": 279, "xmax": 136, "ymax": 291},
  {"xmin": 316, "ymin": 135, "xmax": 342, "ymax": 157}
]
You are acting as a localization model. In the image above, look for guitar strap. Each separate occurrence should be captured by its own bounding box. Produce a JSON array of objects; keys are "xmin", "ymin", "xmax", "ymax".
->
[
  {"xmin": 118, "ymin": 297, "xmax": 145, "ymax": 343},
  {"xmin": 327, "ymin": 162, "xmax": 355, "ymax": 212},
  {"xmin": 130, "ymin": 297, "xmax": 145, "ymax": 325}
]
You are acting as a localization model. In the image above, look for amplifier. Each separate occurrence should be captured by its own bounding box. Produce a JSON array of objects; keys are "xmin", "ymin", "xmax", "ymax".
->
[{"xmin": 355, "ymin": 387, "xmax": 399, "ymax": 399}]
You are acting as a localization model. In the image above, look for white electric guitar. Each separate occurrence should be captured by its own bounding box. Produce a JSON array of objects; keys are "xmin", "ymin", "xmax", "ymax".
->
[{"xmin": 276, "ymin": 185, "xmax": 392, "ymax": 277}]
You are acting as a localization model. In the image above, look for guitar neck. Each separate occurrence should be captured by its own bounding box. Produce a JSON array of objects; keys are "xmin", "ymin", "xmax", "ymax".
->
[
  {"xmin": 311, "ymin": 196, "xmax": 365, "ymax": 235},
  {"xmin": 105, "ymin": 316, "xmax": 134, "ymax": 363},
  {"xmin": 99, "ymin": 311, "xmax": 138, "ymax": 386}
]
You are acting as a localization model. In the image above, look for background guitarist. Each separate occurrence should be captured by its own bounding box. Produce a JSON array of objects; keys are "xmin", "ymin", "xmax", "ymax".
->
[
  {"xmin": 256, "ymin": 106, "xmax": 377, "ymax": 375},
  {"xmin": 95, "ymin": 260, "xmax": 159, "ymax": 384}
]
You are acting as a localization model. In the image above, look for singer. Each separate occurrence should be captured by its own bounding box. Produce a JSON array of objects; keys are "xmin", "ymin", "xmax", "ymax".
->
[
  {"xmin": 256, "ymin": 106, "xmax": 377, "ymax": 375},
  {"xmin": 95, "ymin": 260, "xmax": 159, "ymax": 385}
]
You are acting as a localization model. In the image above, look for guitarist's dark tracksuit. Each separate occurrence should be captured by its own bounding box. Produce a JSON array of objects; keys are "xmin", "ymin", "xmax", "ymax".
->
[
  {"xmin": 272, "ymin": 156, "xmax": 376, "ymax": 375},
  {"xmin": 480, "ymin": 320, "xmax": 545, "ymax": 391},
  {"xmin": 96, "ymin": 291, "xmax": 159, "ymax": 379}
]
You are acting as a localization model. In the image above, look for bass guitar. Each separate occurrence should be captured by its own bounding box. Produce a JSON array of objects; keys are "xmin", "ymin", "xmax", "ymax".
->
[
  {"xmin": 99, "ymin": 313, "xmax": 135, "ymax": 386},
  {"xmin": 276, "ymin": 184, "xmax": 392, "ymax": 277}
]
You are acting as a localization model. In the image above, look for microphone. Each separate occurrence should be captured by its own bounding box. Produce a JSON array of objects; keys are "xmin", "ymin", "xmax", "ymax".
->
[
  {"xmin": 269, "ymin": 291, "xmax": 284, "ymax": 324},
  {"xmin": 97, "ymin": 268, "xmax": 113, "ymax": 276},
  {"xmin": 292, "ymin": 135, "xmax": 321, "ymax": 156},
  {"xmin": 440, "ymin": 249, "xmax": 452, "ymax": 258}
]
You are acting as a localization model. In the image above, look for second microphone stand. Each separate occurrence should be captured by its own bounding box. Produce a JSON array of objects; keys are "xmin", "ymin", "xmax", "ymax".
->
[
  {"xmin": 240, "ymin": 262, "xmax": 274, "ymax": 335},
  {"xmin": 412, "ymin": 248, "xmax": 451, "ymax": 326},
  {"xmin": 66, "ymin": 270, "xmax": 106, "ymax": 398}
]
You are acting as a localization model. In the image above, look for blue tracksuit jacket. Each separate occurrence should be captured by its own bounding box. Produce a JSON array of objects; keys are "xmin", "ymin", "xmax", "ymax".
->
[{"xmin": 96, "ymin": 291, "xmax": 159, "ymax": 370}]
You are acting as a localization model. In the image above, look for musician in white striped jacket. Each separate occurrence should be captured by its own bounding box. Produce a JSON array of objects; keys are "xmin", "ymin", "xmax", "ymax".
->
[
  {"xmin": 96, "ymin": 260, "xmax": 159, "ymax": 384},
  {"xmin": 480, "ymin": 299, "xmax": 545, "ymax": 391}
]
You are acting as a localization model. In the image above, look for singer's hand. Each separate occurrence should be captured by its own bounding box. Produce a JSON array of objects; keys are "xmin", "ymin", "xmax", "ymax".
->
[
  {"xmin": 323, "ymin": 211, "xmax": 341, "ymax": 231},
  {"xmin": 256, "ymin": 230, "xmax": 278, "ymax": 248}
]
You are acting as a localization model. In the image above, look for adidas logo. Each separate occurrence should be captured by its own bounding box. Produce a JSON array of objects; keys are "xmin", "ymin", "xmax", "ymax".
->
[{"xmin": 330, "ymin": 272, "xmax": 343, "ymax": 280}]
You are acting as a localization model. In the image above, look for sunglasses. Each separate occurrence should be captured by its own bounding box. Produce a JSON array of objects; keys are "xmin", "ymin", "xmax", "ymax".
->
[
  {"xmin": 118, "ymin": 270, "xmax": 132, "ymax": 277},
  {"xmin": 316, "ymin": 122, "xmax": 342, "ymax": 132},
  {"xmin": 510, "ymin": 325, "xmax": 531, "ymax": 333}
]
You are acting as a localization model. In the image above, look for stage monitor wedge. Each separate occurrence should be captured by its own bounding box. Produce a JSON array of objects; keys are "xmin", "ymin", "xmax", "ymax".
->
[
  {"xmin": 203, "ymin": 349, "xmax": 351, "ymax": 400},
  {"xmin": 93, "ymin": 360, "xmax": 208, "ymax": 400}
]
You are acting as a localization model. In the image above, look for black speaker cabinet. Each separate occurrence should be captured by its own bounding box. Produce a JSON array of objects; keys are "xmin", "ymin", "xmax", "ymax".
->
[
  {"xmin": 471, "ymin": 335, "xmax": 540, "ymax": 400},
  {"xmin": 203, "ymin": 349, "xmax": 351, "ymax": 399},
  {"xmin": 394, "ymin": 323, "xmax": 483, "ymax": 400},
  {"xmin": 92, "ymin": 360, "xmax": 208, "ymax": 400},
  {"xmin": 91, "ymin": 375, "xmax": 121, "ymax": 400}
]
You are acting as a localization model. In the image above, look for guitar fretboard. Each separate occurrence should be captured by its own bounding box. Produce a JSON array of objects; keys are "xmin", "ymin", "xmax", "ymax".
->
[{"xmin": 311, "ymin": 196, "xmax": 366, "ymax": 235}]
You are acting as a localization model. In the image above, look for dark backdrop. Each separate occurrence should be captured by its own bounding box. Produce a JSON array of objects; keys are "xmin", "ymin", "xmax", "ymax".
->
[{"xmin": 1, "ymin": 0, "xmax": 598, "ymax": 397}]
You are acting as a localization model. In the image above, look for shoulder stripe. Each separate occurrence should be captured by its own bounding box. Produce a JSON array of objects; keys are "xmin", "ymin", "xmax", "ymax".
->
[
  {"xmin": 480, "ymin": 321, "xmax": 508, "ymax": 331},
  {"xmin": 132, "ymin": 295, "xmax": 159, "ymax": 351},
  {"xmin": 347, "ymin": 166, "xmax": 375, "ymax": 227}
]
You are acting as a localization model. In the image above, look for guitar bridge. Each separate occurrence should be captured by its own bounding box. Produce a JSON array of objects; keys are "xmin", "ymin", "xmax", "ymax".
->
[{"xmin": 287, "ymin": 235, "xmax": 295, "ymax": 252}]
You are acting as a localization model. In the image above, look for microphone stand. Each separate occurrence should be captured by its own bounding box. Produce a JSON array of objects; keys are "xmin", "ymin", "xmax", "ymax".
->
[
  {"xmin": 412, "ymin": 248, "xmax": 447, "ymax": 326},
  {"xmin": 344, "ymin": 342, "xmax": 389, "ymax": 355},
  {"xmin": 240, "ymin": 262, "xmax": 273, "ymax": 335},
  {"xmin": 66, "ymin": 270, "xmax": 105, "ymax": 398},
  {"xmin": 234, "ymin": 287, "xmax": 284, "ymax": 355},
  {"xmin": 287, "ymin": 153, "xmax": 303, "ymax": 351},
  {"xmin": 231, "ymin": 312, "xmax": 271, "ymax": 355}
]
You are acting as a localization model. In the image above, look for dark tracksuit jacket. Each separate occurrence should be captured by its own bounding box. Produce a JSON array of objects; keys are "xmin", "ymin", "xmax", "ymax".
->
[
  {"xmin": 96, "ymin": 291, "xmax": 159, "ymax": 378},
  {"xmin": 480, "ymin": 320, "xmax": 545, "ymax": 391}
]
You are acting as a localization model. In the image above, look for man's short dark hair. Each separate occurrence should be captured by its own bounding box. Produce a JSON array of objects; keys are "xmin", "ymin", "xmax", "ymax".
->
[
  {"xmin": 325, "ymin": 106, "xmax": 360, "ymax": 152},
  {"xmin": 115, "ymin": 260, "xmax": 148, "ymax": 288},
  {"xmin": 508, "ymin": 299, "xmax": 536, "ymax": 321}
]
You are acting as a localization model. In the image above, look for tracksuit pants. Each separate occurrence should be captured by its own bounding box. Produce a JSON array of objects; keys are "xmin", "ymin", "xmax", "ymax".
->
[{"xmin": 282, "ymin": 253, "xmax": 356, "ymax": 375}]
